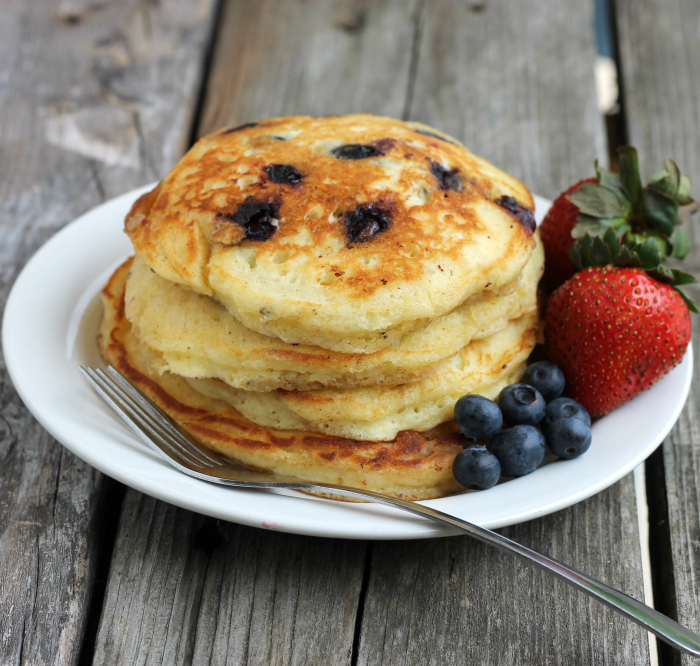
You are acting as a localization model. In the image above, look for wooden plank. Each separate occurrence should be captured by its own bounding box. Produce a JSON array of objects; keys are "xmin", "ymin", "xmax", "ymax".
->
[
  {"xmin": 94, "ymin": 1, "xmax": 421, "ymax": 663},
  {"xmin": 616, "ymin": 2, "xmax": 700, "ymax": 664},
  {"xmin": 409, "ymin": 0, "xmax": 607, "ymax": 200},
  {"xmin": 358, "ymin": 476, "xmax": 647, "ymax": 665},
  {"xmin": 0, "ymin": 1, "xmax": 216, "ymax": 664},
  {"xmin": 354, "ymin": 1, "xmax": 650, "ymax": 663},
  {"xmin": 199, "ymin": 0, "xmax": 422, "ymax": 135},
  {"xmin": 93, "ymin": 493, "xmax": 367, "ymax": 665}
]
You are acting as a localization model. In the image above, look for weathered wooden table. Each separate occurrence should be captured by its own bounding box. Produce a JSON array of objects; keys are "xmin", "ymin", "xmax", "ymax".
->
[{"xmin": 2, "ymin": 1, "xmax": 699, "ymax": 664}]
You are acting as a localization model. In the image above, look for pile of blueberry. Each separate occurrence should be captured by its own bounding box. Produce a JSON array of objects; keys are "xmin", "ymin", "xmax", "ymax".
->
[{"xmin": 452, "ymin": 361, "xmax": 592, "ymax": 491}]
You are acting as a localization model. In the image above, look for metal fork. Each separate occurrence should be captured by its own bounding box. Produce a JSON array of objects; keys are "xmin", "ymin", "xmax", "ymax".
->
[{"xmin": 80, "ymin": 364, "xmax": 700, "ymax": 657}]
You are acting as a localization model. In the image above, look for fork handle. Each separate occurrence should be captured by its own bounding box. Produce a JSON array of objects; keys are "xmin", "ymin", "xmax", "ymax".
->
[
  {"xmin": 295, "ymin": 482, "xmax": 700, "ymax": 657},
  {"xmin": 83, "ymin": 365, "xmax": 700, "ymax": 656}
]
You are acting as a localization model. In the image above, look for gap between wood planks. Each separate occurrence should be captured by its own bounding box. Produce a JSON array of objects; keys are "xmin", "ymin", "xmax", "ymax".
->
[
  {"xmin": 77, "ymin": 479, "xmax": 126, "ymax": 666},
  {"xmin": 634, "ymin": 463, "xmax": 659, "ymax": 666},
  {"xmin": 187, "ymin": 0, "xmax": 226, "ymax": 151},
  {"xmin": 602, "ymin": 3, "xmax": 664, "ymax": 663}
]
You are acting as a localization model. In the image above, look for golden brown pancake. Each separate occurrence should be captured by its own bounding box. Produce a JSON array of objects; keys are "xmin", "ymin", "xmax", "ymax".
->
[
  {"xmin": 100, "ymin": 258, "xmax": 469, "ymax": 500},
  {"xmin": 126, "ymin": 115, "xmax": 537, "ymax": 353},
  {"xmin": 124, "ymin": 234, "xmax": 544, "ymax": 391},
  {"xmin": 150, "ymin": 310, "xmax": 539, "ymax": 441}
]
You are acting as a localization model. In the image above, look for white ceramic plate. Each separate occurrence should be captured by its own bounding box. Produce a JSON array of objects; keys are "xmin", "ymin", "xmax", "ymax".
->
[{"xmin": 3, "ymin": 186, "xmax": 692, "ymax": 539}]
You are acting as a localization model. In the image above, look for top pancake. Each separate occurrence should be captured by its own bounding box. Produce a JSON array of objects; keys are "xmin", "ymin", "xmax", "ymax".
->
[{"xmin": 126, "ymin": 114, "xmax": 536, "ymax": 353}]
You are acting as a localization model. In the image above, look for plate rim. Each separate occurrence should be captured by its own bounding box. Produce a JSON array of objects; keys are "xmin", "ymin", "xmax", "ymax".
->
[{"xmin": 3, "ymin": 185, "xmax": 693, "ymax": 540}]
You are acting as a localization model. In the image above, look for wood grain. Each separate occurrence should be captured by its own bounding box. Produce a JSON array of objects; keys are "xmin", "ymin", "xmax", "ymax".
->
[
  {"xmin": 616, "ymin": 3, "xmax": 700, "ymax": 664},
  {"xmin": 408, "ymin": 0, "xmax": 607, "ymax": 201},
  {"xmin": 198, "ymin": 0, "xmax": 422, "ymax": 135},
  {"xmin": 357, "ymin": 476, "xmax": 647, "ymax": 666},
  {"xmin": 93, "ymin": 493, "xmax": 367, "ymax": 665},
  {"xmin": 92, "ymin": 1, "xmax": 651, "ymax": 664},
  {"xmin": 0, "ymin": 1, "xmax": 216, "ymax": 663}
]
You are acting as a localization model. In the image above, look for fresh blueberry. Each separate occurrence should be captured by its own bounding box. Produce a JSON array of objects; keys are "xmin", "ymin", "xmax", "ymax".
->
[
  {"xmin": 521, "ymin": 361, "xmax": 565, "ymax": 402},
  {"xmin": 487, "ymin": 425, "xmax": 546, "ymax": 477},
  {"xmin": 454, "ymin": 394, "xmax": 503, "ymax": 441},
  {"xmin": 546, "ymin": 418, "xmax": 592, "ymax": 459},
  {"xmin": 452, "ymin": 446, "xmax": 501, "ymax": 490},
  {"xmin": 542, "ymin": 397, "xmax": 591, "ymax": 431},
  {"xmin": 498, "ymin": 383, "xmax": 545, "ymax": 426}
]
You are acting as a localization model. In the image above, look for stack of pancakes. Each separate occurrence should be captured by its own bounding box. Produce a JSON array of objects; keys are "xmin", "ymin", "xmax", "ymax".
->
[{"xmin": 100, "ymin": 115, "xmax": 544, "ymax": 500}]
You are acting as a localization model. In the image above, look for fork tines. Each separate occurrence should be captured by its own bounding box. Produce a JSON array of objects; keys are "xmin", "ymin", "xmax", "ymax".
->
[{"xmin": 79, "ymin": 366, "xmax": 221, "ymax": 470}]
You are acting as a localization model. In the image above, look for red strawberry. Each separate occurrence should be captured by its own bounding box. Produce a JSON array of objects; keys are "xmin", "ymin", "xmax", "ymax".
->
[
  {"xmin": 540, "ymin": 178, "xmax": 596, "ymax": 291},
  {"xmin": 546, "ymin": 266, "xmax": 692, "ymax": 417}
]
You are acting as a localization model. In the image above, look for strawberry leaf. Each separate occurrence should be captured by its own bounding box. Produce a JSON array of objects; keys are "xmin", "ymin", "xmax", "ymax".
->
[
  {"xmin": 595, "ymin": 160, "xmax": 622, "ymax": 191},
  {"xmin": 616, "ymin": 222, "xmax": 631, "ymax": 237},
  {"xmin": 570, "ymin": 229, "xmax": 620, "ymax": 270},
  {"xmin": 671, "ymin": 269, "xmax": 698, "ymax": 286},
  {"xmin": 569, "ymin": 228, "xmax": 699, "ymax": 312},
  {"xmin": 648, "ymin": 159, "xmax": 680, "ymax": 199},
  {"xmin": 647, "ymin": 264, "xmax": 674, "ymax": 283},
  {"xmin": 641, "ymin": 188, "xmax": 678, "ymax": 235},
  {"xmin": 568, "ymin": 183, "xmax": 628, "ymax": 218},
  {"xmin": 572, "ymin": 232, "xmax": 667, "ymax": 273},
  {"xmin": 625, "ymin": 231, "xmax": 669, "ymax": 256},
  {"xmin": 603, "ymin": 226, "xmax": 621, "ymax": 258},
  {"xmin": 619, "ymin": 146, "xmax": 643, "ymax": 205},
  {"xmin": 615, "ymin": 244, "xmax": 641, "ymax": 268},
  {"xmin": 670, "ymin": 271, "xmax": 700, "ymax": 312},
  {"xmin": 576, "ymin": 184, "xmax": 628, "ymax": 217},
  {"xmin": 676, "ymin": 289, "xmax": 700, "ymax": 314},
  {"xmin": 677, "ymin": 175, "xmax": 694, "ymax": 205},
  {"xmin": 569, "ymin": 244, "xmax": 583, "ymax": 271},
  {"xmin": 666, "ymin": 159, "xmax": 681, "ymax": 191},
  {"xmin": 591, "ymin": 236, "xmax": 612, "ymax": 266},
  {"xmin": 571, "ymin": 215, "xmax": 610, "ymax": 238},
  {"xmin": 635, "ymin": 238, "xmax": 664, "ymax": 268},
  {"xmin": 670, "ymin": 227, "xmax": 692, "ymax": 259},
  {"xmin": 569, "ymin": 235, "xmax": 591, "ymax": 271},
  {"xmin": 572, "ymin": 147, "xmax": 696, "ymax": 265}
]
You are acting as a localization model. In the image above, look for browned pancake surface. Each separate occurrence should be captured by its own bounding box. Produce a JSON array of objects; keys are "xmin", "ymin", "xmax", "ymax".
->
[
  {"xmin": 126, "ymin": 115, "xmax": 536, "ymax": 352},
  {"xmin": 100, "ymin": 259, "xmax": 468, "ymax": 500}
]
